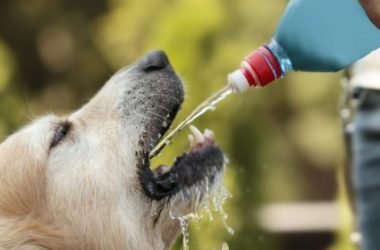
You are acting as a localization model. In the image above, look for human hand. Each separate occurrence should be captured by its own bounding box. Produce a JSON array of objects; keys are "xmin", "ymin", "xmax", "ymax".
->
[{"xmin": 360, "ymin": 0, "xmax": 380, "ymax": 28}]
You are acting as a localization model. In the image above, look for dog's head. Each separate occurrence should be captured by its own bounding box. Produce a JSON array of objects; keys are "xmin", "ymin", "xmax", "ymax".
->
[{"xmin": 0, "ymin": 51, "xmax": 225, "ymax": 249}]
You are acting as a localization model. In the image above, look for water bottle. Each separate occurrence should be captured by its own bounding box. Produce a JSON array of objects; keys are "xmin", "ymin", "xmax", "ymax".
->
[{"xmin": 228, "ymin": 0, "xmax": 380, "ymax": 93}]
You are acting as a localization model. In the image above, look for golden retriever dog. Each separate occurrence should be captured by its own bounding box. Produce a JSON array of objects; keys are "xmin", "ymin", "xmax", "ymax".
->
[{"xmin": 0, "ymin": 51, "xmax": 225, "ymax": 250}]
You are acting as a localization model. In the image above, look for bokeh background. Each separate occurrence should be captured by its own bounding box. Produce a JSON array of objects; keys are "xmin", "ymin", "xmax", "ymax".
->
[{"xmin": 0, "ymin": 0, "xmax": 356, "ymax": 249}]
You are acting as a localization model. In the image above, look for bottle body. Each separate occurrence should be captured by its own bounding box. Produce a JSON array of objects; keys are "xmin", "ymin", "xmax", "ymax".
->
[
  {"xmin": 229, "ymin": 0, "xmax": 380, "ymax": 93},
  {"xmin": 276, "ymin": 0, "xmax": 380, "ymax": 72}
]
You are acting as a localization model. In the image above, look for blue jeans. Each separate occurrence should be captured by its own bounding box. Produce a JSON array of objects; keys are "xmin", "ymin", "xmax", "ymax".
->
[{"xmin": 353, "ymin": 89, "xmax": 380, "ymax": 250}]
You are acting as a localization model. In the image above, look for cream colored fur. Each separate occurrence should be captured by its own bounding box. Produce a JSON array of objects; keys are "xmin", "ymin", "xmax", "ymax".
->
[{"xmin": 0, "ymin": 68, "xmax": 184, "ymax": 250}]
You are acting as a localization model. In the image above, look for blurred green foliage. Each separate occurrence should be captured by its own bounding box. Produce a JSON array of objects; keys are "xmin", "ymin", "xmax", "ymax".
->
[{"xmin": 0, "ymin": 0, "xmax": 354, "ymax": 249}]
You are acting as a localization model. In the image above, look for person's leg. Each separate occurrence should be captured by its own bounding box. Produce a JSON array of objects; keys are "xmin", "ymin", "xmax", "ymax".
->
[{"xmin": 353, "ymin": 89, "xmax": 380, "ymax": 250}]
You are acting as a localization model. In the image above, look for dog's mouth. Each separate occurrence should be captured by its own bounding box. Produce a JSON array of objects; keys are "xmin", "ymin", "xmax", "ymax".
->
[
  {"xmin": 139, "ymin": 104, "xmax": 224, "ymax": 201},
  {"xmin": 141, "ymin": 124, "xmax": 224, "ymax": 201},
  {"xmin": 136, "ymin": 56, "xmax": 224, "ymax": 202}
]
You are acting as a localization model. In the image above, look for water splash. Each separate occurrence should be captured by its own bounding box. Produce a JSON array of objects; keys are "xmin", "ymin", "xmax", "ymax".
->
[
  {"xmin": 212, "ymin": 184, "xmax": 234, "ymax": 235},
  {"xmin": 169, "ymin": 175, "xmax": 233, "ymax": 250},
  {"xmin": 170, "ymin": 211, "xmax": 199, "ymax": 250},
  {"xmin": 149, "ymin": 86, "xmax": 233, "ymax": 159}
]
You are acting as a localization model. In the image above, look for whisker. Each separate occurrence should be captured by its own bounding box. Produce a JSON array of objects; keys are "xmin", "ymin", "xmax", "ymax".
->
[
  {"xmin": 150, "ymin": 104, "xmax": 172, "ymax": 113},
  {"xmin": 130, "ymin": 112, "xmax": 152, "ymax": 121},
  {"xmin": 143, "ymin": 110, "xmax": 167, "ymax": 120},
  {"xmin": 130, "ymin": 111, "xmax": 162, "ymax": 123},
  {"xmin": 9, "ymin": 95, "xmax": 35, "ymax": 122},
  {"xmin": 144, "ymin": 94, "xmax": 181, "ymax": 103}
]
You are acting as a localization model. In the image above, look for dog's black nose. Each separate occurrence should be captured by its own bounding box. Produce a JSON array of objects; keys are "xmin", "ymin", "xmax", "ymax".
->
[{"xmin": 139, "ymin": 50, "xmax": 170, "ymax": 72}]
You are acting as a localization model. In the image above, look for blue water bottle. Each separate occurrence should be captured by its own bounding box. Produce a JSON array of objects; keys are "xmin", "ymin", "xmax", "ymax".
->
[{"xmin": 228, "ymin": 0, "xmax": 380, "ymax": 93}]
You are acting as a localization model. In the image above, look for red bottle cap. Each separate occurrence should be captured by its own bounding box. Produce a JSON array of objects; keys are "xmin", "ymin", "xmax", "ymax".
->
[
  {"xmin": 228, "ymin": 46, "xmax": 282, "ymax": 93},
  {"xmin": 243, "ymin": 46, "xmax": 282, "ymax": 87}
]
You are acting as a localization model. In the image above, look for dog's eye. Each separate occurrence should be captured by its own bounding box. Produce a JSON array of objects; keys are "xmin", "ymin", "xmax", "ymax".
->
[{"xmin": 51, "ymin": 122, "xmax": 71, "ymax": 148}]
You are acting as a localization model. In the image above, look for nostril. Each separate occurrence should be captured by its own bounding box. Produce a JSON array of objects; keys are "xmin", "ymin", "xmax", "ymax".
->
[{"xmin": 139, "ymin": 50, "xmax": 170, "ymax": 72}]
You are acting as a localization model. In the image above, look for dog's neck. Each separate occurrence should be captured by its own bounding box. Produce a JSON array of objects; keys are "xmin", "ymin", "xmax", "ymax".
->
[{"xmin": 0, "ymin": 216, "xmax": 67, "ymax": 250}]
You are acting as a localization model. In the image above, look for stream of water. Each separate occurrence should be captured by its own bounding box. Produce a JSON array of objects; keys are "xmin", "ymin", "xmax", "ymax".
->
[{"xmin": 149, "ymin": 86, "xmax": 233, "ymax": 159}]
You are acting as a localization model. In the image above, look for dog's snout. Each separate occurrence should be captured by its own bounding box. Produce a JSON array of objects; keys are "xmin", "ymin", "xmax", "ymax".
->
[{"xmin": 139, "ymin": 50, "xmax": 170, "ymax": 72}]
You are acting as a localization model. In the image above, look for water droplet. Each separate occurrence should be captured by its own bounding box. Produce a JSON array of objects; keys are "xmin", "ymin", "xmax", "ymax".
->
[
  {"xmin": 207, "ymin": 105, "xmax": 216, "ymax": 111},
  {"xmin": 222, "ymin": 242, "xmax": 229, "ymax": 250}
]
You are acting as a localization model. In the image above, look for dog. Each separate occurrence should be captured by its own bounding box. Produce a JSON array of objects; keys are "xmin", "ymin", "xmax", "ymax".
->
[{"xmin": 0, "ymin": 50, "xmax": 225, "ymax": 250}]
